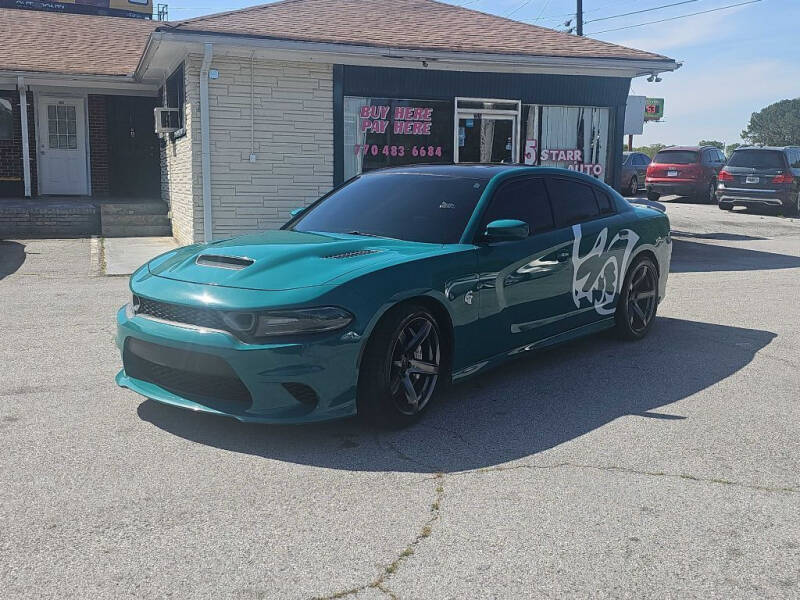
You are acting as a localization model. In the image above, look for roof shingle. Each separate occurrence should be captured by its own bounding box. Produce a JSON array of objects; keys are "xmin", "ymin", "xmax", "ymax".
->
[
  {"xmin": 166, "ymin": 0, "xmax": 671, "ymax": 63},
  {"xmin": 0, "ymin": 8, "xmax": 157, "ymax": 77}
]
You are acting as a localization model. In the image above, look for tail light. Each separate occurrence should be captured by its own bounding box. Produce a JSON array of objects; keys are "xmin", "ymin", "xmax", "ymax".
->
[
  {"xmin": 772, "ymin": 172, "xmax": 794, "ymax": 184},
  {"xmin": 718, "ymin": 169, "xmax": 734, "ymax": 182}
]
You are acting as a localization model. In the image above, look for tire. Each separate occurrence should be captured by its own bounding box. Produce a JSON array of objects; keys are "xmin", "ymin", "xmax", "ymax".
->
[
  {"xmin": 627, "ymin": 176, "xmax": 639, "ymax": 197},
  {"xmin": 614, "ymin": 255, "xmax": 659, "ymax": 341},
  {"xmin": 357, "ymin": 304, "xmax": 444, "ymax": 428},
  {"xmin": 647, "ymin": 191, "xmax": 660, "ymax": 202},
  {"xmin": 787, "ymin": 193, "xmax": 800, "ymax": 217},
  {"xmin": 719, "ymin": 203, "xmax": 733, "ymax": 211},
  {"xmin": 696, "ymin": 180, "xmax": 716, "ymax": 204}
]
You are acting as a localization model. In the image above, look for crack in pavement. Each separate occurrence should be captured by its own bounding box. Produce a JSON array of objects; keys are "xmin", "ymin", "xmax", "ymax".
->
[
  {"xmin": 311, "ymin": 473, "xmax": 445, "ymax": 600},
  {"xmin": 443, "ymin": 462, "xmax": 799, "ymax": 494}
]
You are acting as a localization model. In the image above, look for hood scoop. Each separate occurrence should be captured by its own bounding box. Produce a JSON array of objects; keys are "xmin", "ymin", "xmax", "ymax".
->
[
  {"xmin": 195, "ymin": 254, "xmax": 254, "ymax": 270},
  {"xmin": 322, "ymin": 249, "xmax": 382, "ymax": 259}
]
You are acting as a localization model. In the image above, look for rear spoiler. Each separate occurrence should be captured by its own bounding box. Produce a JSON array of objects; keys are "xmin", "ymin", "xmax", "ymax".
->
[{"xmin": 628, "ymin": 198, "xmax": 666, "ymax": 213}]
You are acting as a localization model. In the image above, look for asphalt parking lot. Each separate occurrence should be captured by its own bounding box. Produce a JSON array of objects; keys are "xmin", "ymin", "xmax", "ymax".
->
[{"xmin": 1, "ymin": 200, "xmax": 799, "ymax": 599}]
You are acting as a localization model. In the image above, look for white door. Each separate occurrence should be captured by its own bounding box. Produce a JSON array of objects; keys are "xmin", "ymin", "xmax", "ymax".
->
[{"xmin": 38, "ymin": 97, "xmax": 88, "ymax": 195}]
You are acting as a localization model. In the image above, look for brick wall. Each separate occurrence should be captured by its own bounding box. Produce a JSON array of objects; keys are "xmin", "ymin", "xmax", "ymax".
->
[
  {"xmin": 88, "ymin": 95, "xmax": 109, "ymax": 196},
  {"xmin": 0, "ymin": 201, "xmax": 98, "ymax": 237},
  {"xmin": 161, "ymin": 56, "xmax": 202, "ymax": 246},
  {"xmin": 0, "ymin": 90, "xmax": 37, "ymax": 197}
]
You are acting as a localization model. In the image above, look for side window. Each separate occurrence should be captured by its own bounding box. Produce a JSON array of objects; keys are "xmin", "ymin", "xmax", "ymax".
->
[
  {"xmin": 788, "ymin": 149, "xmax": 800, "ymax": 168},
  {"xmin": 547, "ymin": 178, "xmax": 600, "ymax": 228},
  {"xmin": 717, "ymin": 150, "xmax": 726, "ymax": 163},
  {"xmin": 634, "ymin": 154, "xmax": 647, "ymax": 166},
  {"xmin": 701, "ymin": 149, "xmax": 713, "ymax": 164},
  {"xmin": 0, "ymin": 97, "xmax": 12, "ymax": 141},
  {"xmin": 480, "ymin": 178, "xmax": 554, "ymax": 235},
  {"xmin": 164, "ymin": 63, "xmax": 185, "ymax": 131},
  {"xmin": 594, "ymin": 188, "xmax": 615, "ymax": 215}
]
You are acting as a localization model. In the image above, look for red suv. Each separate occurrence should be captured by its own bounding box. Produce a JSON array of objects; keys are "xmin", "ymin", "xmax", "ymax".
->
[{"xmin": 645, "ymin": 146, "xmax": 725, "ymax": 203}]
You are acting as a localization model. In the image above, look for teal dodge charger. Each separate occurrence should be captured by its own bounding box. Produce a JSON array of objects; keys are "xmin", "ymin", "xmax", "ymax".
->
[{"xmin": 116, "ymin": 165, "xmax": 671, "ymax": 427}]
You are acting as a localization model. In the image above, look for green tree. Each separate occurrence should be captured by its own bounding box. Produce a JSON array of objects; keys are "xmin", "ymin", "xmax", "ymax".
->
[
  {"xmin": 742, "ymin": 98, "xmax": 800, "ymax": 146},
  {"xmin": 725, "ymin": 142, "xmax": 743, "ymax": 157},
  {"xmin": 631, "ymin": 143, "xmax": 666, "ymax": 159},
  {"xmin": 699, "ymin": 140, "xmax": 724, "ymax": 150}
]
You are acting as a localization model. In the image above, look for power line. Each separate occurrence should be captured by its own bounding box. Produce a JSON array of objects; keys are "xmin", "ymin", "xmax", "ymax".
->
[
  {"xmin": 585, "ymin": 0, "xmax": 699, "ymax": 24},
  {"xmin": 587, "ymin": 0, "xmax": 762, "ymax": 34},
  {"xmin": 506, "ymin": 0, "xmax": 535, "ymax": 18}
]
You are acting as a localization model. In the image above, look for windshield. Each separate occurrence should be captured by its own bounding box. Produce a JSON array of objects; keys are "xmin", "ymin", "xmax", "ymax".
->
[
  {"xmin": 654, "ymin": 150, "xmax": 698, "ymax": 165},
  {"xmin": 290, "ymin": 172, "xmax": 487, "ymax": 244},
  {"xmin": 727, "ymin": 150, "xmax": 786, "ymax": 170}
]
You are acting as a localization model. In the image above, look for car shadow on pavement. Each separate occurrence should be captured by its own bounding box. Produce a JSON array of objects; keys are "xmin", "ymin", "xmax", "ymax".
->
[
  {"xmin": 0, "ymin": 241, "xmax": 26, "ymax": 280},
  {"xmin": 670, "ymin": 239, "xmax": 800, "ymax": 273},
  {"xmin": 137, "ymin": 316, "xmax": 776, "ymax": 473}
]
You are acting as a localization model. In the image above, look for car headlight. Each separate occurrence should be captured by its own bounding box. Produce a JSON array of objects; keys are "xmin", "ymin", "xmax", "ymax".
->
[{"xmin": 222, "ymin": 307, "xmax": 354, "ymax": 338}]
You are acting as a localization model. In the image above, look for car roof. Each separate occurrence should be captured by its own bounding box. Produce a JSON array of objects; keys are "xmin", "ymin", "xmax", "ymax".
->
[
  {"xmin": 361, "ymin": 163, "xmax": 614, "ymax": 189},
  {"xmin": 734, "ymin": 146, "xmax": 797, "ymax": 152},
  {"xmin": 658, "ymin": 146, "xmax": 702, "ymax": 152},
  {"xmin": 364, "ymin": 164, "xmax": 514, "ymax": 179}
]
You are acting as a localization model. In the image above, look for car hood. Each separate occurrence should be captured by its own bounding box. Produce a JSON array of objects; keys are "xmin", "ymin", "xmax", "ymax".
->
[{"xmin": 147, "ymin": 229, "xmax": 445, "ymax": 291}]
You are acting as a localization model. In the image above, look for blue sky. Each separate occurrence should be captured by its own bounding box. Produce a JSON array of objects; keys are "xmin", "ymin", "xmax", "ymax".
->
[{"xmin": 165, "ymin": 0, "xmax": 798, "ymax": 146}]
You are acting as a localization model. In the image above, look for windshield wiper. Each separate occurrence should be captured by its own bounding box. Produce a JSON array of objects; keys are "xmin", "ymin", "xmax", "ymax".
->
[{"xmin": 346, "ymin": 230, "xmax": 387, "ymax": 238}]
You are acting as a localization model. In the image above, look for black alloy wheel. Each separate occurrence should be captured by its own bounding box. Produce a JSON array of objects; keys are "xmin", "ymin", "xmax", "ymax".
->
[
  {"xmin": 358, "ymin": 304, "xmax": 443, "ymax": 428},
  {"xmin": 615, "ymin": 257, "xmax": 659, "ymax": 340},
  {"xmin": 388, "ymin": 315, "xmax": 440, "ymax": 416}
]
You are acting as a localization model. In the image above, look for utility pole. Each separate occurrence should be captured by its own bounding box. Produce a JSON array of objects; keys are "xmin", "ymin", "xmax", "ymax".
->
[{"xmin": 576, "ymin": 0, "xmax": 583, "ymax": 36}]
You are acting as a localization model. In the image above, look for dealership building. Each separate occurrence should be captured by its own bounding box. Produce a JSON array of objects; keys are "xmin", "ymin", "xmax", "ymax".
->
[{"xmin": 0, "ymin": 0, "xmax": 677, "ymax": 244}]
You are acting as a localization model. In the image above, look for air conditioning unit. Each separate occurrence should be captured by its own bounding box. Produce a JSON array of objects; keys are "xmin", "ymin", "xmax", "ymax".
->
[{"xmin": 154, "ymin": 107, "xmax": 180, "ymax": 136}]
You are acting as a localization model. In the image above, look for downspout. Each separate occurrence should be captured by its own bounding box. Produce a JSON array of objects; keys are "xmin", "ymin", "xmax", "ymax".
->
[
  {"xmin": 200, "ymin": 43, "xmax": 213, "ymax": 242},
  {"xmin": 17, "ymin": 76, "xmax": 31, "ymax": 198}
]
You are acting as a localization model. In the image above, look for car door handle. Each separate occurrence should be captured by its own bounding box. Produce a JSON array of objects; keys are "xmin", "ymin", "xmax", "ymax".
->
[{"xmin": 556, "ymin": 250, "xmax": 570, "ymax": 262}]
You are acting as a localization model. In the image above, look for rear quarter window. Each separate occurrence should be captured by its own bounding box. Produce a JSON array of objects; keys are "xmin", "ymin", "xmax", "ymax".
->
[
  {"xmin": 547, "ymin": 178, "xmax": 600, "ymax": 227},
  {"xmin": 654, "ymin": 150, "xmax": 698, "ymax": 164}
]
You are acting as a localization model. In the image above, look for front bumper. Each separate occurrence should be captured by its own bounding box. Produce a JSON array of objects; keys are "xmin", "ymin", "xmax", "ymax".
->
[{"xmin": 116, "ymin": 307, "xmax": 363, "ymax": 424}]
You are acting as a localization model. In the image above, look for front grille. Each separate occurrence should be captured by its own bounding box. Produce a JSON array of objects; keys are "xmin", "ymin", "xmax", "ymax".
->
[
  {"xmin": 134, "ymin": 295, "xmax": 226, "ymax": 331},
  {"xmin": 123, "ymin": 338, "xmax": 251, "ymax": 406},
  {"xmin": 282, "ymin": 382, "xmax": 319, "ymax": 407}
]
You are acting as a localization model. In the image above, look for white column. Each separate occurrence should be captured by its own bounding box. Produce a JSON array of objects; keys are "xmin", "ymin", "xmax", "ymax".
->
[
  {"xmin": 17, "ymin": 76, "xmax": 31, "ymax": 198},
  {"xmin": 200, "ymin": 43, "xmax": 214, "ymax": 242}
]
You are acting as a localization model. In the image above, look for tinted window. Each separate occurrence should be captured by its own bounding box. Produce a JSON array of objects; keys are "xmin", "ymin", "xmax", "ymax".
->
[
  {"xmin": 291, "ymin": 173, "xmax": 486, "ymax": 244},
  {"xmin": 0, "ymin": 97, "xmax": 12, "ymax": 141},
  {"xmin": 635, "ymin": 154, "xmax": 650, "ymax": 166},
  {"xmin": 547, "ymin": 178, "xmax": 600, "ymax": 227},
  {"xmin": 594, "ymin": 189, "xmax": 614, "ymax": 214},
  {"xmin": 727, "ymin": 150, "xmax": 786, "ymax": 170},
  {"xmin": 480, "ymin": 178, "xmax": 554, "ymax": 234},
  {"xmin": 788, "ymin": 149, "xmax": 800, "ymax": 168},
  {"xmin": 654, "ymin": 150, "xmax": 698, "ymax": 165},
  {"xmin": 623, "ymin": 153, "xmax": 632, "ymax": 166},
  {"xmin": 717, "ymin": 150, "xmax": 727, "ymax": 162}
]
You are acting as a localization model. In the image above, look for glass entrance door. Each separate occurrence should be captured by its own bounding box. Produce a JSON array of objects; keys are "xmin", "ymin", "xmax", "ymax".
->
[
  {"xmin": 457, "ymin": 115, "xmax": 514, "ymax": 163},
  {"xmin": 454, "ymin": 98, "xmax": 520, "ymax": 165}
]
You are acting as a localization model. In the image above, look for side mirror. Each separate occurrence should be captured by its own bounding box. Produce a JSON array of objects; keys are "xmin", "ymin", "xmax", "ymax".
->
[
  {"xmin": 482, "ymin": 219, "xmax": 529, "ymax": 242},
  {"xmin": 290, "ymin": 207, "xmax": 306, "ymax": 217}
]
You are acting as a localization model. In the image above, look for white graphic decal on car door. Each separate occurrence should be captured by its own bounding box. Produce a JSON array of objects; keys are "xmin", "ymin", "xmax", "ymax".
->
[{"xmin": 571, "ymin": 224, "xmax": 639, "ymax": 315}]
